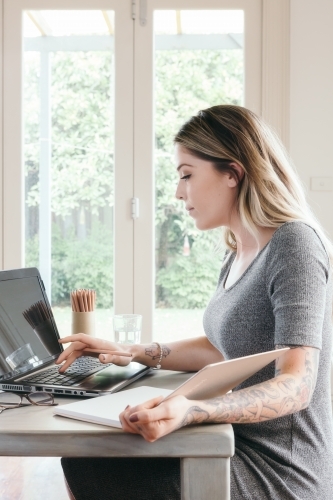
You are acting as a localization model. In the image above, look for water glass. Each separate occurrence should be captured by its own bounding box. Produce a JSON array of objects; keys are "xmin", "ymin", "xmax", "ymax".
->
[
  {"xmin": 113, "ymin": 314, "xmax": 142, "ymax": 344},
  {"xmin": 6, "ymin": 343, "xmax": 39, "ymax": 371}
]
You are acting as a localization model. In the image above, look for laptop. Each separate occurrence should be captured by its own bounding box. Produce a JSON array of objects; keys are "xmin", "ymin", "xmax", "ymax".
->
[{"xmin": 0, "ymin": 267, "xmax": 150, "ymax": 397}]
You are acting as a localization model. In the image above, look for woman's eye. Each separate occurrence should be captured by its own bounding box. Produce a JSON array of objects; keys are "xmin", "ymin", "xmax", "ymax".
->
[{"xmin": 180, "ymin": 175, "xmax": 191, "ymax": 181}]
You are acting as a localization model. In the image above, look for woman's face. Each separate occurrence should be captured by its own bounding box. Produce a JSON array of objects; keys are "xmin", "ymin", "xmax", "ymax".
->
[{"xmin": 175, "ymin": 145, "xmax": 239, "ymax": 231}]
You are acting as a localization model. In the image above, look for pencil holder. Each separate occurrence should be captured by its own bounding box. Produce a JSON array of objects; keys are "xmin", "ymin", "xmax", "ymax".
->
[{"xmin": 72, "ymin": 311, "xmax": 95, "ymax": 336}]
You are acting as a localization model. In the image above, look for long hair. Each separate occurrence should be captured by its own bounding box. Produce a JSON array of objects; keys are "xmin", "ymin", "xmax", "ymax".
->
[{"xmin": 174, "ymin": 105, "xmax": 333, "ymax": 264}]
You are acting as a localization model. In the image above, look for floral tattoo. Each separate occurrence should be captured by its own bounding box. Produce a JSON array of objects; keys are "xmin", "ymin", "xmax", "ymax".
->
[
  {"xmin": 180, "ymin": 346, "xmax": 319, "ymax": 426},
  {"xmin": 145, "ymin": 344, "xmax": 171, "ymax": 361}
]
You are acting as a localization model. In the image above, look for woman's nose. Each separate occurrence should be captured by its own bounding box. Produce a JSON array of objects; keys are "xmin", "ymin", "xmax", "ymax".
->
[{"xmin": 175, "ymin": 182, "xmax": 185, "ymax": 201}]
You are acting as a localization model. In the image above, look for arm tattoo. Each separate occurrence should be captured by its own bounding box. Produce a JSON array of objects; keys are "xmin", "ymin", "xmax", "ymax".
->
[
  {"xmin": 145, "ymin": 344, "xmax": 171, "ymax": 361},
  {"xmin": 180, "ymin": 346, "xmax": 319, "ymax": 425},
  {"xmin": 178, "ymin": 406, "xmax": 210, "ymax": 428}
]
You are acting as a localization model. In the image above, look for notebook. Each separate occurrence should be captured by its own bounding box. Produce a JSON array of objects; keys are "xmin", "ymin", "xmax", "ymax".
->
[
  {"xmin": 0, "ymin": 267, "xmax": 150, "ymax": 397},
  {"xmin": 54, "ymin": 347, "xmax": 289, "ymax": 427}
]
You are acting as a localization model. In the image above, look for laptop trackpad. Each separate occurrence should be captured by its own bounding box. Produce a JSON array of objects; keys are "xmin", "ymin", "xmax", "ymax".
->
[{"xmin": 79, "ymin": 362, "xmax": 148, "ymax": 390}]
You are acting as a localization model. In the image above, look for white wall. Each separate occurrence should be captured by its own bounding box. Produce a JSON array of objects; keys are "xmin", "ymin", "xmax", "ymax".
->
[{"xmin": 290, "ymin": 0, "xmax": 333, "ymax": 238}]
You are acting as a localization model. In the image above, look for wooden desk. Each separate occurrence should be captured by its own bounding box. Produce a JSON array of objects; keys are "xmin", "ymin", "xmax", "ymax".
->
[{"xmin": 0, "ymin": 370, "xmax": 234, "ymax": 500}]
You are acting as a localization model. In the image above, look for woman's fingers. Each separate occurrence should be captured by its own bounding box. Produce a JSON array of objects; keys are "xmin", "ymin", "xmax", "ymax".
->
[
  {"xmin": 57, "ymin": 334, "xmax": 115, "ymax": 362},
  {"xmin": 128, "ymin": 396, "xmax": 165, "ymax": 414},
  {"xmin": 119, "ymin": 396, "xmax": 191, "ymax": 442},
  {"xmin": 56, "ymin": 334, "xmax": 133, "ymax": 370},
  {"xmin": 56, "ymin": 340, "xmax": 88, "ymax": 365},
  {"xmin": 58, "ymin": 349, "xmax": 83, "ymax": 372},
  {"xmin": 120, "ymin": 396, "xmax": 164, "ymax": 433},
  {"xmin": 56, "ymin": 335, "xmax": 102, "ymax": 370},
  {"xmin": 120, "ymin": 396, "xmax": 163, "ymax": 421},
  {"xmin": 98, "ymin": 353, "xmax": 131, "ymax": 367},
  {"xmin": 58, "ymin": 333, "xmax": 88, "ymax": 344},
  {"xmin": 128, "ymin": 398, "xmax": 173, "ymax": 424},
  {"xmin": 58, "ymin": 333, "xmax": 101, "ymax": 349}
]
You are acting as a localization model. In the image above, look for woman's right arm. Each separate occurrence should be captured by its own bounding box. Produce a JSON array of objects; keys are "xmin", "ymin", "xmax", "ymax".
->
[
  {"xmin": 56, "ymin": 334, "xmax": 224, "ymax": 373},
  {"xmin": 131, "ymin": 336, "xmax": 224, "ymax": 371}
]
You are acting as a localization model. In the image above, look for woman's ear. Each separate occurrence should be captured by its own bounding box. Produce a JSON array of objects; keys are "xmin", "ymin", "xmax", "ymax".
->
[{"xmin": 227, "ymin": 163, "xmax": 245, "ymax": 187}]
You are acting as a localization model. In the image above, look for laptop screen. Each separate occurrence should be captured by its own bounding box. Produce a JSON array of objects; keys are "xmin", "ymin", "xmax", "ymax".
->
[{"xmin": 0, "ymin": 273, "xmax": 62, "ymax": 380}]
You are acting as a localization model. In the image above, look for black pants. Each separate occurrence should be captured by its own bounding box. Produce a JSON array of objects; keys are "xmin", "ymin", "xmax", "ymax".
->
[{"xmin": 61, "ymin": 457, "xmax": 181, "ymax": 500}]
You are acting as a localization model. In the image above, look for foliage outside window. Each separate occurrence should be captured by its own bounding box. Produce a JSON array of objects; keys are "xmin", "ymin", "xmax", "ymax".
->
[{"xmin": 25, "ymin": 48, "xmax": 242, "ymax": 309}]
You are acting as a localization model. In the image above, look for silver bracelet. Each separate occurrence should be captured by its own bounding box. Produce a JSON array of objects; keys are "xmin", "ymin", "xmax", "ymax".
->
[{"xmin": 152, "ymin": 342, "xmax": 163, "ymax": 370}]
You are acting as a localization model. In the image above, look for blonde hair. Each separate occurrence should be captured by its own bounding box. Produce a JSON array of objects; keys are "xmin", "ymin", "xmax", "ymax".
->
[{"xmin": 174, "ymin": 105, "xmax": 333, "ymax": 265}]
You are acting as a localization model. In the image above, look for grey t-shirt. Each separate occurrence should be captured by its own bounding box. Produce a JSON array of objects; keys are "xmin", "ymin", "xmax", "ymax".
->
[{"xmin": 203, "ymin": 221, "xmax": 333, "ymax": 499}]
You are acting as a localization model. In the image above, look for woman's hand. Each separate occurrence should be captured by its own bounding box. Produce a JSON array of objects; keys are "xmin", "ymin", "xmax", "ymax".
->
[
  {"xmin": 119, "ymin": 395, "xmax": 195, "ymax": 442},
  {"xmin": 56, "ymin": 333, "xmax": 133, "ymax": 372}
]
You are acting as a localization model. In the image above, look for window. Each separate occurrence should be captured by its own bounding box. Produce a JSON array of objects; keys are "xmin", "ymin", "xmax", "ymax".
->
[
  {"xmin": 23, "ymin": 10, "xmax": 115, "ymax": 338},
  {"xmin": 2, "ymin": 0, "xmax": 289, "ymax": 343},
  {"xmin": 153, "ymin": 9, "xmax": 244, "ymax": 341}
]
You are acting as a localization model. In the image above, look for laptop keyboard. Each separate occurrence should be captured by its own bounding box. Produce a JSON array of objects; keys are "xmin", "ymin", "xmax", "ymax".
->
[{"xmin": 21, "ymin": 357, "xmax": 112, "ymax": 387}]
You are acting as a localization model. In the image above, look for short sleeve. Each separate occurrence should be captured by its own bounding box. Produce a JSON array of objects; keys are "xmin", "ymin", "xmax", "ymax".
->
[{"xmin": 266, "ymin": 222, "xmax": 331, "ymax": 349}]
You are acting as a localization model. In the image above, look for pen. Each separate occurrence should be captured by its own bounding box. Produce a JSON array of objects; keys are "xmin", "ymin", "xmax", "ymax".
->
[{"xmin": 83, "ymin": 348, "xmax": 132, "ymax": 357}]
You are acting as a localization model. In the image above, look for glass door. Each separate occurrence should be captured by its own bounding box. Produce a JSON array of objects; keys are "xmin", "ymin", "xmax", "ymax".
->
[
  {"xmin": 2, "ymin": 0, "xmax": 262, "ymax": 343},
  {"xmin": 3, "ymin": 0, "xmax": 134, "ymax": 341},
  {"xmin": 133, "ymin": 0, "xmax": 262, "ymax": 342}
]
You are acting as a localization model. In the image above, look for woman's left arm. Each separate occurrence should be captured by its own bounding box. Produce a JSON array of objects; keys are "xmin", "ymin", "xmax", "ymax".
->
[
  {"xmin": 120, "ymin": 346, "xmax": 319, "ymax": 442},
  {"xmin": 181, "ymin": 345, "xmax": 319, "ymax": 425}
]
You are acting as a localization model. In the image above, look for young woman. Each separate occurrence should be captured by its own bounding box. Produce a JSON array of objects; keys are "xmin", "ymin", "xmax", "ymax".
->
[{"xmin": 57, "ymin": 105, "xmax": 333, "ymax": 500}]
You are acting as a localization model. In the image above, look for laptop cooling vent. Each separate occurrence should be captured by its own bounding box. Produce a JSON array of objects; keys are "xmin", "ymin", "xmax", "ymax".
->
[{"xmin": 2, "ymin": 384, "xmax": 21, "ymax": 390}]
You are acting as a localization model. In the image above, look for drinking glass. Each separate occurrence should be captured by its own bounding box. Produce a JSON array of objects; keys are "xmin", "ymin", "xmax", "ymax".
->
[{"xmin": 113, "ymin": 314, "xmax": 142, "ymax": 344}]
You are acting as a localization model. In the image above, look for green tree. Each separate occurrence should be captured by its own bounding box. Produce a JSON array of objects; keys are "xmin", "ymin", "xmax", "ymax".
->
[
  {"xmin": 24, "ymin": 47, "xmax": 243, "ymax": 309},
  {"xmin": 25, "ymin": 51, "xmax": 114, "ymax": 307},
  {"xmin": 155, "ymin": 49, "xmax": 242, "ymax": 307}
]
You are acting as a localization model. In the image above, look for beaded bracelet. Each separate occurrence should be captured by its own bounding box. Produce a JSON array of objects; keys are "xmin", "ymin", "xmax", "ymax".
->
[{"xmin": 152, "ymin": 342, "xmax": 163, "ymax": 370}]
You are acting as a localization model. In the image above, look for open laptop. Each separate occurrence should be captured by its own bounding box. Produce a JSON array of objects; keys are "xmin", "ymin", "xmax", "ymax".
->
[{"xmin": 0, "ymin": 267, "xmax": 150, "ymax": 397}]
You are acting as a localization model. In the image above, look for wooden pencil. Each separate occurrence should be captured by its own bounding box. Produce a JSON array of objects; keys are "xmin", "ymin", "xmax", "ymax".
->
[
  {"xmin": 83, "ymin": 291, "xmax": 88, "ymax": 312},
  {"xmin": 73, "ymin": 291, "xmax": 80, "ymax": 312},
  {"xmin": 71, "ymin": 289, "xmax": 96, "ymax": 312}
]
